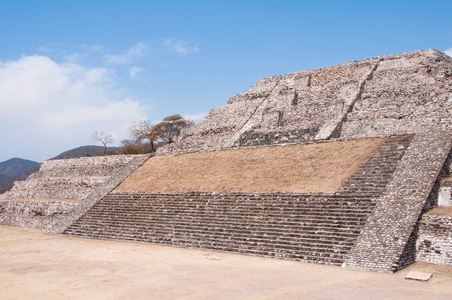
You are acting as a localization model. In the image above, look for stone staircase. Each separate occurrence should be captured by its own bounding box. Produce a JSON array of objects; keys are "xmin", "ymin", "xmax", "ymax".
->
[
  {"xmin": 63, "ymin": 135, "xmax": 413, "ymax": 266},
  {"xmin": 64, "ymin": 193, "xmax": 376, "ymax": 265},
  {"xmin": 0, "ymin": 155, "xmax": 140, "ymax": 229},
  {"xmin": 338, "ymin": 134, "xmax": 413, "ymax": 195}
]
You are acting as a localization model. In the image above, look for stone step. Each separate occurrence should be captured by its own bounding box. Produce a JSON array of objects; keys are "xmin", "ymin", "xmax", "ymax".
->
[
  {"xmin": 102, "ymin": 194, "xmax": 376, "ymax": 205},
  {"xmin": 0, "ymin": 199, "xmax": 78, "ymax": 216},
  {"xmin": 91, "ymin": 206, "xmax": 375, "ymax": 218},
  {"xmin": 29, "ymin": 165, "xmax": 125, "ymax": 179},
  {"xmin": 65, "ymin": 226, "xmax": 352, "ymax": 253},
  {"xmin": 86, "ymin": 209, "xmax": 372, "ymax": 222},
  {"xmin": 94, "ymin": 198, "xmax": 375, "ymax": 209},
  {"xmin": 11, "ymin": 176, "xmax": 109, "ymax": 191},
  {"xmin": 66, "ymin": 224, "xmax": 359, "ymax": 247},
  {"xmin": 66, "ymin": 230, "xmax": 346, "ymax": 265},
  {"xmin": 65, "ymin": 229, "xmax": 347, "ymax": 265},
  {"xmin": 71, "ymin": 217, "xmax": 366, "ymax": 236},
  {"xmin": 84, "ymin": 207, "xmax": 372, "ymax": 223},
  {"xmin": 2, "ymin": 188, "xmax": 93, "ymax": 200},
  {"xmin": 0, "ymin": 214, "xmax": 57, "ymax": 229},
  {"xmin": 39, "ymin": 155, "xmax": 136, "ymax": 171},
  {"xmin": 66, "ymin": 214, "xmax": 365, "ymax": 238}
]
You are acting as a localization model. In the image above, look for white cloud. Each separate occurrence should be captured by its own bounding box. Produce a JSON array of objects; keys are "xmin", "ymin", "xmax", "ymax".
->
[
  {"xmin": 164, "ymin": 38, "xmax": 199, "ymax": 55},
  {"xmin": 104, "ymin": 42, "xmax": 149, "ymax": 64},
  {"xmin": 129, "ymin": 66, "xmax": 143, "ymax": 78},
  {"xmin": 183, "ymin": 112, "xmax": 207, "ymax": 122},
  {"xmin": 445, "ymin": 48, "xmax": 452, "ymax": 57},
  {"xmin": 0, "ymin": 55, "xmax": 146, "ymax": 162}
]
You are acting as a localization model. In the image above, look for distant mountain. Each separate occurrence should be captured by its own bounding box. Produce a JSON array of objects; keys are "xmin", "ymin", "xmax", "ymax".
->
[
  {"xmin": 51, "ymin": 145, "xmax": 121, "ymax": 160},
  {"xmin": 0, "ymin": 158, "xmax": 39, "ymax": 176},
  {"xmin": 0, "ymin": 172, "xmax": 13, "ymax": 182},
  {"xmin": 0, "ymin": 158, "xmax": 40, "ymax": 194}
]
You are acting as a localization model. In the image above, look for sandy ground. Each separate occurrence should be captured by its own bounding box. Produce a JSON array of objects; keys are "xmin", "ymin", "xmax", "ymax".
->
[{"xmin": 1, "ymin": 226, "xmax": 451, "ymax": 300}]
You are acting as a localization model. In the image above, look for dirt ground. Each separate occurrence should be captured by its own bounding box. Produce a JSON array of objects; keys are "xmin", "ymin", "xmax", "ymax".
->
[
  {"xmin": 1, "ymin": 226, "xmax": 451, "ymax": 300},
  {"xmin": 115, "ymin": 138, "xmax": 385, "ymax": 194}
]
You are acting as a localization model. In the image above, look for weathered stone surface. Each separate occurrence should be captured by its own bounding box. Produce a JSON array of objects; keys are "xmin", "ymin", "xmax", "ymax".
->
[
  {"xmin": 0, "ymin": 200, "xmax": 78, "ymax": 216},
  {"xmin": 159, "ymin": 49, "xmax": 452, "ymax": 154},
  {"xmin": 63, "ymin": 135, "xmax": 411, "ymax": 267},
  {"xmin": 48, "ymin": 154, "xmax": 151, "ymax": 234},
  {"xmin": 40, "ymin": 155, "xmax": 136, "ymax": 170},
  {"xmin": 438, "ymin": 181, "xmax": 452, "ymax": 206},
  {"xmin": 416, "ymin": 217, "xmax": 452, "ymax": 266},
  {"xmin": 0, "ymin": 154, "xmax": 150, "ymax": 230},
  {"xmin": 4, "ymin": 49, "xmax": 452, "ymax": 273}
]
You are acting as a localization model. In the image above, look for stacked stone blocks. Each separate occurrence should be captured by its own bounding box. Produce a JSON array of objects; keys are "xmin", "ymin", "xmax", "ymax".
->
[{"xmin": 0, "ymin": 155, "xmax": 148, "ymax": 229}]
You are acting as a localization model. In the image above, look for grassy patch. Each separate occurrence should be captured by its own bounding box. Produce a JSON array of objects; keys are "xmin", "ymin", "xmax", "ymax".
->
[{"xmin": 115, "ymin": 137, "xmax": 386, "ymax": 193}]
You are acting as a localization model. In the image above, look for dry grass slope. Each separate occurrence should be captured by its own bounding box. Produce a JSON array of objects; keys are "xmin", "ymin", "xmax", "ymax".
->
[{"xmin": 115, "ymin": 137, "xmax": 386, "ymax": 193}]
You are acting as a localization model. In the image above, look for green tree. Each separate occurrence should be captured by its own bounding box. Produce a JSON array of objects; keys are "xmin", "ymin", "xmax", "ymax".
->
[{"xmin": 127, "ymin": 114, "xmax": 194, "ymax": 153}]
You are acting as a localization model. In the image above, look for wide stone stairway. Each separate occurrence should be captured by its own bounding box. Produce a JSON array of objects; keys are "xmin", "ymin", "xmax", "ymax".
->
[
  {"xmin": 63, "ymin": 135, "xmax": 413, "ymax": 266},
  {"xmin": 65, "ymin": 192, "xmax": 376, "ymax": 265}
]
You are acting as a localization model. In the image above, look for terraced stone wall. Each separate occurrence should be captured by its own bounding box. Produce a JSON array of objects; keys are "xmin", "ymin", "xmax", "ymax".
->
[
  {"xmin": 416, "ymin": 211, "xmax": 452, "ymax": 266},
  {"xmin": 0, "ymin": 154, "xmax": 150, "ymax": 230},
  {"xmin": 159, "ymin": 50, "xmax": 452, "ymax": 155},
  {"xmin": 48, "ymin": 154, "xmax": 151, "ymax": 234},
  {"xmin": 0, "ymin": 200, "xmax": 78, "ymax": 229}
]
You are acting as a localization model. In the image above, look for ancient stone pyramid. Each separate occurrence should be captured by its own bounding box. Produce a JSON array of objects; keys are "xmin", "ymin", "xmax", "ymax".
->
[{"xmin": 2, "ymin": 49, "xmax": 451, "ymax": 272}]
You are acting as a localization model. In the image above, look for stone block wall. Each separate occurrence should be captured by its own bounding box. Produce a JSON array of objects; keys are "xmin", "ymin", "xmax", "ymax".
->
[
  {"xmin": 416, "ymin": 214, "xmax": 452, "ymax": 266},
  {"xmin": 238, "ymin": 128, "xmax": 319, "ymax": 147},
  {"xmin": 0, "ymin": 200, "xmax": 78, "ymax": 229},
  {"xmin": 439, "ymin": 181, "xmax": 452, "ymax": 206}
]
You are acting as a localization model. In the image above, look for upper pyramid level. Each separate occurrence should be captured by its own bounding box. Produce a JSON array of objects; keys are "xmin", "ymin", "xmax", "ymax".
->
[{"xmin": 160, "ymin": 49, "xmax": 452, "ymax": 154}]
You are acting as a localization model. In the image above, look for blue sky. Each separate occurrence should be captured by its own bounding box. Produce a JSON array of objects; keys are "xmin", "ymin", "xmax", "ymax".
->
[{"xmin": 1, "ymin": 0, "xmax": 451, "ymax": 162}]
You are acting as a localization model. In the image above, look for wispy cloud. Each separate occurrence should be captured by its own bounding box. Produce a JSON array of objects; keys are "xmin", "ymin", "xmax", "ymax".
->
[
  {"xmin": 37, "ymin": 45, "xmax": 53, "ymax": 53},
  {"xmin": 129, "ymin": 66, "xmax": 143, "ymax": 78},
  {"xmin": 63, "ymin": 53, "xmax": 84, "ymax": 63},
  {"xmin": 38, "ymin": 43, "xmax": 102, "ymax": 54},
  {"xmin": 445, "ymin": 48, "xmax": 452, "ymax": 57},
  {"xmin": 164, "ymin": 38, "xmax": 199, "ymax": 55},
  {"xmin": 105, "ymin": 42, "xmax": 149, "ymax": 64},
  {"xmin": 183, "ymin": 112, "xmax": 207, "ymax": 122}
]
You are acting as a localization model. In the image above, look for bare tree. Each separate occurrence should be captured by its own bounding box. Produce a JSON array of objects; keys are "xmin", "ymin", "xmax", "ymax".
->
[
  {"xmin": 127, "ymin": 120, "xmax": 154, "ymax": 142},
  {"xmin": 91, "ymin": 131, "xmax": 114, "ymax": 156}
]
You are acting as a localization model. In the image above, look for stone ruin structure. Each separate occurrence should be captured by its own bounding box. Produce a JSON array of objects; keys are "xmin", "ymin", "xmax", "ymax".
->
[
  {"xmin": 1, "ymin": 49, "xmax": 451, "ymax": 272},
  {"xmin": 0, "ymin": 155, "xmax": 149, "ymax": 228}
]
